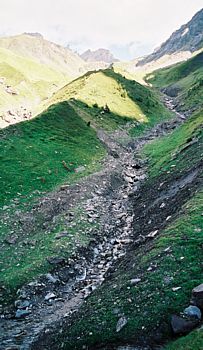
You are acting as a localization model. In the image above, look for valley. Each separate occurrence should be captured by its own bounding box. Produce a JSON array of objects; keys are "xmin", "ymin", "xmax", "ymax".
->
[{"xmin": 0, "ymin": 7, "xmax": 203, "ymax": 350}]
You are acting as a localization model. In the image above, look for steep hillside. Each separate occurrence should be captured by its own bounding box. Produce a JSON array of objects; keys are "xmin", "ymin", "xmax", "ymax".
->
[
  {"xmin": 0, "ymin": 33, "xmax": 85, "ymax": 77},
  {"xmin": 0, "ymin": 102, "xmax": 106, "ymax": 305},
  {"xmin": 0, "ymin": 71, "xmax": 172, "ymax": 309},
  {"xmin": 146, "ymin": 51, "xmax": 203, "ymax": 113},
  {"xmin": 81, "ymin": 48, "xmax": 118, "ymax": 63},
  {"xmin": 39, "ymin": 103, "xmax": 203, "ymax": 350},
  {"xmin": 0, "ymin": 47, "xmax": 69, "ymax": 127},
  {"xmin": 0, "ymin": 40, "xmax": 202, "ymax": 350},
  {"xmin": 0, "ymin": 101, "xmax": 105, "ymax": 206},
  {"xmin": 47, "ymin": 69, "xmax": 171, "ymax": 132},
  {"xmin": 139, "ymin": 8, "xmax": 203, "ymax": 66}
]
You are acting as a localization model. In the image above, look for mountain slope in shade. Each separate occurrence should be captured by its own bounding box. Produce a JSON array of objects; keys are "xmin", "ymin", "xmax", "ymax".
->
[
  {"xmin": 81, "ymin": 48, "xmax": 119, "ymax": 64},
  {"xmin": 0, "ymin": 33, "xmax": 85, "ymax": 78},
  {"xmin": 138, "ymin": 8, "xmax": 203, "ymax": 66}
]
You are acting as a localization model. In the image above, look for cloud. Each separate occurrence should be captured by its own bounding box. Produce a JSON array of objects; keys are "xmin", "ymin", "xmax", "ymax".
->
[{"xmin": 0, "ymin": 0, "xmax": 202, "ymax": 59}]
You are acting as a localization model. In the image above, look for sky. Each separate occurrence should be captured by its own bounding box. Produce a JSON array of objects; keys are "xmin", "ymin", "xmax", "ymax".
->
[{"xmin": 0, "ymin": 0, "xmax": 202, "ymax": 60}]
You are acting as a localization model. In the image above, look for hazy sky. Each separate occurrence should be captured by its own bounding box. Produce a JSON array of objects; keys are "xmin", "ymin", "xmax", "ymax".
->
[{"xmin": 0, "ymin": 0, "xmax": 202, "ymax": 59}]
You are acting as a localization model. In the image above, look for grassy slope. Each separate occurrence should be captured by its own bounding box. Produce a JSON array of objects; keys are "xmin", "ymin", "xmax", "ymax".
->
[
  {"xmin": 0, "ymin": 101, "xmax": 105, "ymax": 206},
  {"xmin": 165, "ymin": 328, "xmax": 203, "ymax": 350},
  {"xmin": 0, "ymin": 69, "xmax": 172, "ymax": 303},
  {"xmin": 0, "ymin": 101, "xmax": 106, "ymax": 299},
  {"xmin": 0, "ymin": 47, "xmax": 69, "ymax": 125},
  {"xmin": 146, "ymin": 51, "xmax": 203, "ymax": 113},
  {"xmin": 46, "ymin": 69, "xmax": 172, "ymax": 133},
  {"xmin": 51, "ymin": 107, "xmax": 203, "ymax": 349}
]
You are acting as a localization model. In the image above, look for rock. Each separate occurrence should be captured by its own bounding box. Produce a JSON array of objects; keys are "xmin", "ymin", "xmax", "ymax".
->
[
  {"xmin": 75, "ymin": 166, "xmax": 86, "ymax": 173},
  {"xmin": 47, "ymin": 256, "xmax": 66, "ymax": 265},
  {"xmin": 130, "ymin": 278, "xmax": 141, "ymax": 285},
  {"xmin": 44, "ymin": 292, "xmax": 56, "ymax": 301},
  {"xmin": 46, "ymin": 273, "xmax": 58, "ymax": 284},
  {"xmin": 125, "ymin": 171, "xmax": 136, "ymax": 178},
  {"xmin": 116, "ymin": 316, "xmax": 128, "ymax": 332},
  {"xmin": 5, "ymin": 235, "xmax": 18, "ymax": 244},
  {"xmin": 191, "ymin": 284, "xmax": 203, "ymax": 309},
  {"xmin": 124, "ymin": 176, "xmax": 134, "ymax": 184},
  {"xmin": 15, "ymin": 300, "xmax": 30, "ymax": 309},
  {"xmin": 184, "ymin": 305, "xmax": 202, "ymax": 320},
  {"xmin": 172, "ymin": 287, "xmax": 182, "ymax": 292},
  {"xmin": 147, "ymin": 230, "xmax": 158, "ymax": 238},
  {"xmin": 60, "ymin": 185, "xmax": 69, "ymax": 190},
  {"xmin": 171, "ymin": 314, "xmax": 199, "ymax": 334},
  {"xmin": 76, "ymin": 268, "xmax": 87, "ymax": 281},
  {"xmin": 3, "ymin": 205, "xmax": 9, "ymax": 210},
  {"xmin": 55, "ymin": 231, "xmax": 68, "ymax": 239},
  {"xmin": 15, "ymin": 309, "xmax": 30, "ymax": 319},
  {"xmin": 163, "ymin": 276, "xmax": 173, "ymax": 285}
]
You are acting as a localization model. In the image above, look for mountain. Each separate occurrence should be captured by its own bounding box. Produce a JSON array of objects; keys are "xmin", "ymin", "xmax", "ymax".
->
[
  {"xmin": 0, "ymin": 33, "xmax": 86, "ymax": 78},
  {"xmin": 0, "ymin": 46, "xmax": 70, "ymax": 128},
  {"xmin": 138, "ymin": 8, "xmax": 203, "ymax": 66},
  {"xmin": 81, "ymin": 48, "xmax": 119, "ymax": 64}
]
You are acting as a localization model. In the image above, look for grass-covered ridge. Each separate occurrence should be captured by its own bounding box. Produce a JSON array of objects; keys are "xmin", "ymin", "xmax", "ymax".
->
[
  {"xmin": 47, "ymin": 69, "xmax": 172, "ymax": 133},
  {"xmin": 0, "ymin": 101, "xmax": 106, "ymax": 206},
  {"xmin": 146, "ymin": 51, "xmax": 203, "ymax": 113}
]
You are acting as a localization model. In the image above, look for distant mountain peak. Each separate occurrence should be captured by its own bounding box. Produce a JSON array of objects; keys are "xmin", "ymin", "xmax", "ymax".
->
[
  {"xmin": 138, "ymin": 8, "xmax": 203, "ymax": 66},
  {"xmin": 23, "ymin": 32, "xmax": 44, "ymax": 39},
  {"xmin": 80, "ymin": 48, "xmax": 119, "ymax": 64}
]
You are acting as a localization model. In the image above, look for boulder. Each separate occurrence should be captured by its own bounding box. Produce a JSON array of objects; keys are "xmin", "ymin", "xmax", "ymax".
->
[
  {"xmin": 47, "ymin": 256, "xmax": 66, "ymax": 265},
  {"xmin": 15, "ymin": 300, "xmax": 30, "ymax": 309},
  {"xmin": 191, "ymin": 284, "xmax": 203, "ymax": 309},
  {"xmin": 116, "ymin": 316, "xmax": 128, "ymax": 332},
  {"xmin": 15, "ymin": 309, "xmax": 30, "ymax": 319},
  {"xmin": 171, "ymin": 314, "xmax": 199, "ymax": 334},
  {"xmin": 130, "ymin": 278, "xmax": 141, "ymax": 286},
  {"xmin": 184, "ymin": 305, "xmax": 201, "ymax": 320},
  {"xmin": 75, "ymin": 166, "xmax": 86, "ymax": 173},
  {"xmin": 44, "ymin": 292, "xmax": 56, "ymax": 301}
]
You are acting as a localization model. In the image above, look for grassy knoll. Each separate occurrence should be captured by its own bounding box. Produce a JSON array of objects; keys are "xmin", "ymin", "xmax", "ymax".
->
[{"xmin": 47, "ymin": 69, "xmax": 172, "ymax": 134}]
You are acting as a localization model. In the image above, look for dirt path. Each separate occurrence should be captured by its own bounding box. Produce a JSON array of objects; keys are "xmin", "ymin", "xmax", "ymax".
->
[{"xmin": 0, "ymin": 97, "xmax": 199, "ymax": 350}]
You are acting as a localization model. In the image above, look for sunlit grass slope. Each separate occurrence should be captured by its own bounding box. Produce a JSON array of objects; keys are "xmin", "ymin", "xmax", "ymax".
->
[{"xmin": 46, "ymin": 69, "xmax": 171, "ymax": 132}]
